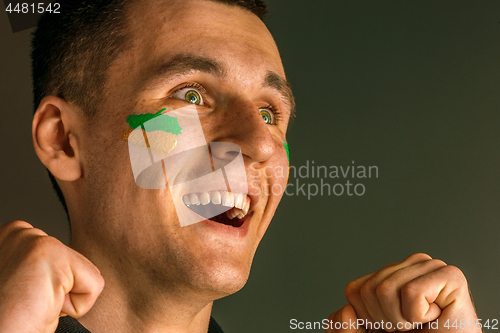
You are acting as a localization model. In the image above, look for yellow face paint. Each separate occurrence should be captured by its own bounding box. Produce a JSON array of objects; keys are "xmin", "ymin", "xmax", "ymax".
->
[
  {"xmin": 126, "ymin": 129, "xmax": 178, "ymax": 156},
  {"xmin": 120, "ymin": 108, "xmax": 182, "ymax": 156},
  {"xmin": 123, "ymin": 105, "xmax": 249, "ymax": 227}
]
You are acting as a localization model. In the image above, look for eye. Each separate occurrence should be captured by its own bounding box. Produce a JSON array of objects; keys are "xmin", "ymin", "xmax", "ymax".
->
[
  {"xmin": 260, "ymin": 108, "xmax": 274, "ymax": 125},
  {"xmin": 171, "ymin": 85, "xmax": 205, "ymax": 106},
  {"xmin": 184, "ymin": 89, "xmax": 202, "ymax": 105}
]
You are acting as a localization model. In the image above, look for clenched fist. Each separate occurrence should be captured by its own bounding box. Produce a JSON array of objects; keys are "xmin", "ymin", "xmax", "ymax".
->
[
  {"xmin": 0, "ymin": 221, "xmax": 104, "ymax": 333},
  {"xmin": 326, "ymin": 253, "xmax": 479, "ymax": 333}
]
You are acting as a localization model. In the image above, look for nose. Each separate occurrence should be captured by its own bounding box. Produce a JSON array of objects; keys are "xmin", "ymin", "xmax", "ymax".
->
[{"xmin": 209, "ymin": 100, "xmax": 275, "ymax": 165}]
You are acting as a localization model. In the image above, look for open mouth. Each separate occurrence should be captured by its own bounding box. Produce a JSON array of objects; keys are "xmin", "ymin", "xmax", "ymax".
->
[{"xmin": 183, "ymin": 190, "xmax": 250, "ymax": 228}]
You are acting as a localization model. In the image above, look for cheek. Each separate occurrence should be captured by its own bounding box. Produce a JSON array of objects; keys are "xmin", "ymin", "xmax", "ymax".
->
[{"xmin": 83, "ymin": 127, "xmax": 135, "ymax": 196}]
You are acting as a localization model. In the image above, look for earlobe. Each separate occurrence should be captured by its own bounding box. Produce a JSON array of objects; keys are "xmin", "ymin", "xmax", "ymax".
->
[{"xmin": 32, "ymin": 96, "xmax": 82, "ymax": 182}]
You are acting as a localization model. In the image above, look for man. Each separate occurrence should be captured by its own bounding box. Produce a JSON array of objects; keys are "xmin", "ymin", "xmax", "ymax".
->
[{"xmin": 0, "ymin": 0, "xmax": 480, "ymax": 332}]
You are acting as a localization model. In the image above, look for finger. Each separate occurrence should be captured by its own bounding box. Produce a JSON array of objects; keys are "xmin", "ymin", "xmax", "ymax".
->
[
  {"xmin": 357, "ymin": 263, "xmax": 403, "ymax": 329},
  {"xmin": 377, "ymin": 259, "xmax": 447, "ymax": 330},
  {"xmin": 401, "ymin": 253, "xmax": 433, "ymax": 265},
  {"xmin": 0, "ymin": 221, "xmax": 46, "ymax": 244},
  {"xmin": 348, "ymin": 254, "xmax": 432, "ymax": 328},
  {"xmin": 58, "ymin": 249, "xmax": 105, "ymax": 318},
  {"xmin": 360, "ymin": 255, "xmax": 433, "ymax": 322},
  {"xmin": 0, "ymin": 223, "xmax": 49, "ymax": 270},
  {"xmin": 0, "ymin": 220, "xmax": 34, "ymax": 234},
  {"xmin": 345, "ymin": 254, "xmax": 433, "ymax": 326},
  {"xmin": 326, "ymin": 304, "xmax": 365, "ymax": 333},
  {"xmin": 401, "ymin": 265, "xmax": 467, "ymax": 324},
  {"xmin": 345, "ymin": 272, "xmax": 376, "ymax": 323}
]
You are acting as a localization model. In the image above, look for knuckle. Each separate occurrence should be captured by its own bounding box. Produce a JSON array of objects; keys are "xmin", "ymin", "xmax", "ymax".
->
[
  {"xmin": 96, "ymin": 272, "xmax": 106, "ymax": 292},
  {"xmin": 345, "ymin": 281, "xmax": 359, "ymax": 300},
  {"xmin": 401, "ymin": 281, "xmax": 420, "ymax": 300},
  {"xmin": 0, "ymin": 220, "xmax": 33, "ymax": 235},
  {"xmin": 26, "ymin": 235, "xmax": 61, "ymax": 258},
  {"xmin": 383, "ymin": 262, "xmax": 400, "ymax": 269},
  {"xmin": 363, "ymin": 274, "xmax": 379, "ymax": 290},
  {"xmin": 5, "ymin": 220, "xmax": 33, "ymax": 228},
  {"xmin": 5, "ymin": 225, "xmax": 48, "ymax": 249},
  {"xmin": 327, "ymin": 310, "xmax": 337, "ymax": 323},
  {"xmin": 375, "ymin": 280, "xmax": 395, "ymax": 299},
  {"xmin": 406, "ymin": 253, "xmax": 432, "ymax": 262},
  {"xmin": 441, "ymin": 265, "xmax": 465, "ymax": 280},
  {"xmin": 359, "ymin": 282, "xmax": 373, "ymax": 302},
  {"xmin": 429, "ymin": 259, "xmax": 447, "ymax": 268}
]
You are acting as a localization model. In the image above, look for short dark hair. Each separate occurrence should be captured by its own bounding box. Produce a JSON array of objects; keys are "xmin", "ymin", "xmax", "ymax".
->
[{"xmin": 31, "ymin": 0, "xmax": 268, "ymax": 216}]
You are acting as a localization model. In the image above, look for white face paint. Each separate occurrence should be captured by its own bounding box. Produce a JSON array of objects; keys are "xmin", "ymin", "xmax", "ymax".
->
[{"xmin": 127, "ymin": 104, "xmax": 248, "ymax": 227}]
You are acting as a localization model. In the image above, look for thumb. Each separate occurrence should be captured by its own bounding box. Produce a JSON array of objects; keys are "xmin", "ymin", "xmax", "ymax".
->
[
  {"xmin": 58, "ymin": 251, "xmax": 105, "ymax": 318},
  {"xmin": 326, "ymin": 304, "xmax": 366, "ymax": 333}
]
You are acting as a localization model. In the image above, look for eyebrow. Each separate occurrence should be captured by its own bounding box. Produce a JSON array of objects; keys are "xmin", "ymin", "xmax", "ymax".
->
[
  {"xmin": 264, "ymin": 71, "xmax": 296, "ymax": 117},
  {"xmin": 141, "ymin": 54, "xmax": 296, "ymax": 117},
  {"xmin": 141, "ymin": 54, "xmax": 224, "ymax": 89}
]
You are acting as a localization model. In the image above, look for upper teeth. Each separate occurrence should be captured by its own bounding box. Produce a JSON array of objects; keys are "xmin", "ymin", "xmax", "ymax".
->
[{"xmin": 183, "ymin": 191, "xmax": 250, "ymax": 219}]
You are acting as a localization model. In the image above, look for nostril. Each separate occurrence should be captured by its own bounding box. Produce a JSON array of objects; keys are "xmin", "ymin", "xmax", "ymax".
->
[
  {"xmin": 226, "ymin": 150, "xmax": 240, "ymax": 158},
  {"xmin": 210, "ymin": 142, "xmax": 242, "ymax": 167}
]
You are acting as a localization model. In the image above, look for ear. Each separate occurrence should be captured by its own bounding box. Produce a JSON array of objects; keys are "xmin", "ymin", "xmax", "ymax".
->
[{"xmin": 32, "ymin": 96, "xmax": 82, "ymax": 181}]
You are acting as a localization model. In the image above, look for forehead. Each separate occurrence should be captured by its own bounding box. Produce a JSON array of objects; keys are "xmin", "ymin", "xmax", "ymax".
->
[{"xmin": 124, "ymin": 0, "xmax": 284, "ymax": 81}]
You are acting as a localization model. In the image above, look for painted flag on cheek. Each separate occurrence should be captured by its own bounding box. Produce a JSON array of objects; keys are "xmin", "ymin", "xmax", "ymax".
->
[{"xmin": 125, "ymin": 104, "xmax": 248, "ymax": 227}]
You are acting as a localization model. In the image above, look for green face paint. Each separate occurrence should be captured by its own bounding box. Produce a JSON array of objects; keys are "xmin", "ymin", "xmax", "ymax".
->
[
  {"xmin": 126, "ymin": 108, "xmax": 182, "ymax": 134},
  {"xmin": 127, "ymin": 109, "xmax": 163, "ymax": 129},
  {"xmin": 122, "ymin": 108, "xmax": 183, "ymax": 157},
  {"xmin": 283, "ymin": 139, "xmax": 290, "ymax": 164}
]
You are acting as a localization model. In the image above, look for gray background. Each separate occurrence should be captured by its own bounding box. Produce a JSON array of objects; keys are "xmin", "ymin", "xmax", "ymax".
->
[{"xmin": 1, "ymin": 1, "xmax": 499, "ymax": 332}]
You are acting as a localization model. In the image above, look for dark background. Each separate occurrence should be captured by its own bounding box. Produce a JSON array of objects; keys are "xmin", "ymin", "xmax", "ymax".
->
[{"xmin": 1, "ymin": 1, "xmax": 499, "ymax": 332}]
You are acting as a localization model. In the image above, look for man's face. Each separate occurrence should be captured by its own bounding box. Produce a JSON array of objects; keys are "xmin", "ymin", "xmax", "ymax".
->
[{"xmin": 74, "ymin": 0, "xmax": 291, "ymax": 299}]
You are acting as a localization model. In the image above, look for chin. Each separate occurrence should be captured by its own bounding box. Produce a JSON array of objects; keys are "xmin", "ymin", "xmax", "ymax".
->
[{"xmin": 192, "ymin": 260, "xmax": 252, "ymax": 300}]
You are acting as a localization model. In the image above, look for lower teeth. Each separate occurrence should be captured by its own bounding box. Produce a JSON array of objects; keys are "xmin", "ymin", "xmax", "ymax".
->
[{"xmin": 226, "ymin": 207, "xmax": 244, "ymax": 220}]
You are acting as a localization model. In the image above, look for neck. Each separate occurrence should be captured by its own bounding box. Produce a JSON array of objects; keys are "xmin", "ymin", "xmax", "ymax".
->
[{"xmin": 71, "ymin": 239, "xmax": 215, "ymax": 333}]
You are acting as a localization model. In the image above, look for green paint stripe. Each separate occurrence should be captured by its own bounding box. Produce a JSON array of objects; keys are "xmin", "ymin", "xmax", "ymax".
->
[
  {"xmin": 127, "ymin": 109, "xmax": 182, "ymax": 135},
  {"xmin": 283, "ymin": 139, "xmax": 290, "ymax": 163}
]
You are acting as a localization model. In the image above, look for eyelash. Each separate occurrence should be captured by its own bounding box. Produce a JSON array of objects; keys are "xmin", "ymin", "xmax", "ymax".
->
[
  {"xmin": 173, "ymin": 82, "xmax": 207, "ymax": 97},
  {"xmin": 171, "ymin": 82, "xmax": 282, "ymax": 124},
  {"xmin": 261, "ymin": 104, "xmax": 282, "ymax": 125}
]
